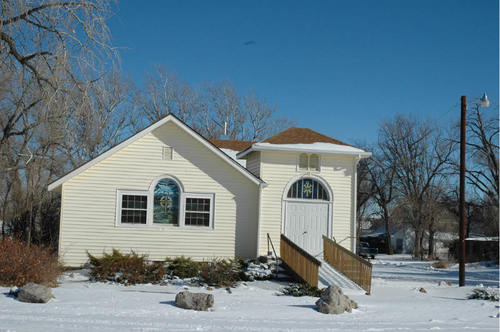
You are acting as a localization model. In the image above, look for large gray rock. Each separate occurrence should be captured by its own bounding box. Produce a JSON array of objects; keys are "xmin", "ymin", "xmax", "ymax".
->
[
  {"xmin": 17, "ymin": 283, "xmax": 53, "ymax": 303},
  {"xmin": 175, "ymin": 291, "xmax": 214, "ymax": 311},
  {"xmin": 315, "ymin": 286, "xmax": 357, "ymax": 314}
]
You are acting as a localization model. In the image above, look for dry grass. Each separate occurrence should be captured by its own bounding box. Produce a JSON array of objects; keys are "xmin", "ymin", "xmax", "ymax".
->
[
  {"xmin": 0, "ymin": 238, "xmax": 63, "ymax": 287},
  {"xmin": 432, "ymin": 259, "xmax": 453, "ymax": 269}
]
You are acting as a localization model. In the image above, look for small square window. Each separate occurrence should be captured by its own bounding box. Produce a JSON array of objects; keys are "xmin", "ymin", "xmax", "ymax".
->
[
  {"xmin": 184, "ymin": 196, "xmax": 213, "ymax": 227},
  {"xmin": 162, "ymin": 147, "xmax": 173, "ymax": 160},
  {"xmin": 120, "ymin": 194, "xmax": 148, "ymax": 224}
]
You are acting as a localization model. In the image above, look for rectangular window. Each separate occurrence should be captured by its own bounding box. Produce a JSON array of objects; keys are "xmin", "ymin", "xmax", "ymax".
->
[
  {"xmin": 309, "ymin": 154, "xmax": 320, "ymax": 171},
  {"xmin": 299, "ymin": 153, "xmax": 309, "ymax": 170},
  {"xmin": 184, "ymin": 195, "xmax": 213, "ymax": 227},
  {"xmin": 120, "ymin": 194, "xmax": 147, "ymax": 224},
  {"xmin": 297, "ymin": 153, "xmax": 321, "ymax": 172}
]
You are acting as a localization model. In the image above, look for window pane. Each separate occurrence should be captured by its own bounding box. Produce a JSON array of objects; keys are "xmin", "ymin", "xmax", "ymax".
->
[
  {"xmin": 153, "ymin": 179, "xmax": 180, "ymax": 225},
  {"xmin": 185, "ymin": 212, "xmax": 210, "ymax": 227},
  {"xmin": 319, "ymin": 186, "xmax": 328, "ymax": 200},
  {"xmin": 186, "ymin": 198, "xmax": 210, "ymax": 212},
  {"xmin": 299, "ymin": 153, "xmax": 308, "ymax": 170},
  {"xmin": 185, "ymin": 197, "xmax": 211, "ymax": 227},
  {"xmin": 309, "ymin": 154, "xmax": 319, "ymax": 171},
  {"xmin": 302, "ymin": 179, "xmax": 313, "ymax": 198},
  {"xmin": 121, "ymin": 209, "xmax": 146, "ymax": 224},
  {"xmin": 122, "ymin": 195, "xmax": 147, "ymax": 210}
]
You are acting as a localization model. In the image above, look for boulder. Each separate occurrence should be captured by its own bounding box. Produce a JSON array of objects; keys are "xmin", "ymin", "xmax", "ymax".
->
[
  {"xmin": 17, "ymin": 283, "xmax": 53, "ymax": 303},
  {"xmin": 315, "ymin": 286, "xmax": 357, "ymax": 314},
  {"xmin": 175, "ymin": 291, "xmax": 214, "ymax": 311}
]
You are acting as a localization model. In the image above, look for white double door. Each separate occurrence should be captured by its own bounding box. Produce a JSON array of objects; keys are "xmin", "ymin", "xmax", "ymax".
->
[{"xmin": 284, "ymin": 201, "xmax": 329, "ymax": 256}]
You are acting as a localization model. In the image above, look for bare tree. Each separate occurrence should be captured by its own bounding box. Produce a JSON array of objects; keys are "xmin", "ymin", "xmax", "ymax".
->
[
  {"xmin": 379, "ymin": 115, "xmax": 454, "ymax": 259},
  {"xmin": 59, "ymin": 73, "xmax": 132, "ymax": 167},
  {"xmin": 132, "ymin": 66, "xmax": 201, "ymax": 129},
  {"xmin": 465, "ymin": 103, "xmax": 499, "ymax": 207},
  {"xmin": 133, "ymin": 67, "xmax": 295, "ymax": 141},
  {"xmin": 0, "ymin": 0, "xmax": 117, "ymax": 245},
  {"xmin": 368, "ymin": 150, "xmax": 397, "ymax": 254}
]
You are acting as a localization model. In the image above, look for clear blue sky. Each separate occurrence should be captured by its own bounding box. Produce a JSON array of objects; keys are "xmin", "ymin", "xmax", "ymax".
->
[{"xmin": 109, "ymin": 0, "xmax": 499, "ymax": 144}]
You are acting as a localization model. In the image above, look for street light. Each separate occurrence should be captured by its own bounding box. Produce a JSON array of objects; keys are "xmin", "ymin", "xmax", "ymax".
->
[
  {"xmin": 459, "ymin": 93, "xmax": 489, "ymax": 287},
  {"xmin": 480, "ymin": 93, "xmax": 490, "ymax": 107}
]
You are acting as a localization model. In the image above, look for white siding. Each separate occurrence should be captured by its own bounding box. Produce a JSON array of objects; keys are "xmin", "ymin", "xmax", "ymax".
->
[
  {"xmin": 60, "ymin": 121, "xmax": 258, "ymax": 266},
  {"xmin": 245, "ymin": 152, "xmax": 261, "ymax": 178},
  {"xmin": 258, "ymin": 151, "xmax": 356, "ymax": 255}
]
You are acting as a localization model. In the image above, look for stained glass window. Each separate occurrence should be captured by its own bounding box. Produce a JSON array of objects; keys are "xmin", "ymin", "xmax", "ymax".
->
[
  {"xmin": 153, "ymin": 179, "xmax": 180, "ymax": 225},
  {"xmin": 287, "ymin": 179, "xmax": 328, "ymax": 200}
]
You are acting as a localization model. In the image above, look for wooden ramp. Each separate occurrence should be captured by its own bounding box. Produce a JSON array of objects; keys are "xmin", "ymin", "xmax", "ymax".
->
[
  {"xmin": 277, "ymin": 233, "xmax": 373, "ymax": 294},
  {"xmin": 318, "ymin": 257, "xmax": 364, "ymax": 291},
  {"xmin": 322, "ymin": 235, "xmax": 373, "ymax": 294}
]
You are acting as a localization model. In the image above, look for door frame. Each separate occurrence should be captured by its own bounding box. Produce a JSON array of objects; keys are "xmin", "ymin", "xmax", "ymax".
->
[{"xmin": 281, "ymin": 174, "xmax": 334, "ymax": 239}]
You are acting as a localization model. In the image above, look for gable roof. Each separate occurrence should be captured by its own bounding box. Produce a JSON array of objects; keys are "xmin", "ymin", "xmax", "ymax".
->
[
  {"xmin": 210, "ymin": 139, "xmax": 255, "ymax": 151},
  {"xmin": 48, "ymin": 114, "xmax": 264, "ymax": 191},
  {"xmin": 237, "ymin": 127, "xmax": 371, "ymax": 158},
  {"xmin": 262, "ymin": 127, "xmax": 351, "ymax": 146}
]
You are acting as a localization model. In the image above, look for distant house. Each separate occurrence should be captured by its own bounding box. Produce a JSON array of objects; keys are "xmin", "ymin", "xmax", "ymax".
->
[
  {"xmin": 360, "ymin": 226, "xmax": 413, "ymax": 254},
  {"xmin": 48, "ymin": 114, "xmax": 370, "ymax": 266},
  {"xmin": 361, "ymin": 225, "xmax": 458, "ymax": 258}
]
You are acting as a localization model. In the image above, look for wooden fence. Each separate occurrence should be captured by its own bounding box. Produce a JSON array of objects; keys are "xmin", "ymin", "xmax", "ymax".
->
[
  {"xmin": 280, "ymin": 234, "xmax": 321, "ymax": 287},
  {"xmin": 322, "ymin": 235, "xmax": 372, "ymax": 294}
]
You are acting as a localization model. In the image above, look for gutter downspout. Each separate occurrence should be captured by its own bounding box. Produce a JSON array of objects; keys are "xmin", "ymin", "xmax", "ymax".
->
[
  {"xmin": 352, "ymin": 154, "xmax": 361, "ymax": 253},
  {"xmin": 256, "ymin": 182, "xmax": 267, "ymax": 257}
]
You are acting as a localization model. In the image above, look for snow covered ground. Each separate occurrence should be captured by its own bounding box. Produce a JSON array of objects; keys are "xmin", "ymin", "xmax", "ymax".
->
[{"xmin": 0, "ymin": 255, "xmax": 498, "ymax": 331}]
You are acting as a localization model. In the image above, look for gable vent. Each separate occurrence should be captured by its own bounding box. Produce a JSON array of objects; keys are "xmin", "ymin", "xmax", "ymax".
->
[{"xmin": 162, "ymin": 147, "xmax": 173, "ymax": 160}]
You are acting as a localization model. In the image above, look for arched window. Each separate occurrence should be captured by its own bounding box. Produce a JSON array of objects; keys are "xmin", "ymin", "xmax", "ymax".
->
[
  {"xmin": 153, "ymin": 178, "xmax": 180, "ymax": 225},
  {"xmin": 287, "ymin": 178, "xmax": 328, "ymax": 200}
]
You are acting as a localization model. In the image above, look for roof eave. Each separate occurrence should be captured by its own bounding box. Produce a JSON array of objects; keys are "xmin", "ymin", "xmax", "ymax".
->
[{"xmin": 236, "ymin": 145, "xmax": 371, "ymax": 158}]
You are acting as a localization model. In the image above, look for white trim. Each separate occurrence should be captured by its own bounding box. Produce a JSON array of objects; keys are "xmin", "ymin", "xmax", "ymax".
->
[
  {"xmin": 182, "ymin": 192, "xmax": 215, "ymax": 229},
  {"xmin": 255, "ymin": 182, "xmax": 267, "ymax": 257},
  {"xmin": 237, "ymin": 143, "xmax": 372, "ymax": 159},
  {"xmin": 148, "ymin": 174, "xmax": 185, "ymax": 193},
  {"xmin": 48, "ymin": 114, "xmax": 263, "ymax": 191},
  {"xmin": 352, "ymin": 155, "xmax": 361, "ymax": 252},
  {"xmin": 280, "ymin": 174, "xmax": 334, "ymax": 239},
  {"xmin": 115, "ymin": 189, "xmax": 150, "ymax": 227}
]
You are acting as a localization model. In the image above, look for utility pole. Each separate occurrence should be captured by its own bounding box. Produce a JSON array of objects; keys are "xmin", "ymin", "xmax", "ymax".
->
[{"xmin": 459, "ymin": 96, "xmax": 467, "ymax": 287}]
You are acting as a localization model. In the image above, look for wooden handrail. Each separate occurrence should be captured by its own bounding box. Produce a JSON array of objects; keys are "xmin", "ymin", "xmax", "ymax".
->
[
  {"xmin": 281, "ymin": 235, "xmax": 321, "ymax": 266},
  {"xmin": 280, "ymin": 234, "xmax": 320, "ymax": 287},
  {"xmin": 322, "ymin": 235, "xmax": 372, "ymax": 294},
  {"xmin": 323, "ymin": 236, "xmax": 373, "ymax": 268}
]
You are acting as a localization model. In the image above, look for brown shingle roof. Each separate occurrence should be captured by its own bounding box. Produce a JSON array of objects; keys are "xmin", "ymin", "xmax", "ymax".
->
[
  {"xmin": 210, "ymin": 139, "xmax": 255, "ymax": 151},
  {"xmin": 262, "ymin": 127, "xmax": 351, "ymax": 146}
]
